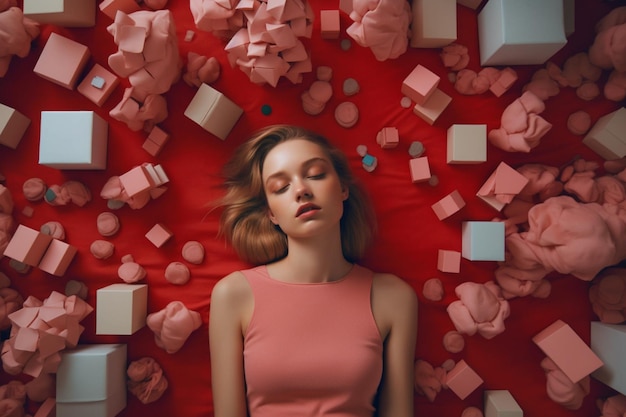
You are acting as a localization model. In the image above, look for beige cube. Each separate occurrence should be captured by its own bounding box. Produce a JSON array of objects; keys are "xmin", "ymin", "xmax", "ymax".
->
[{"xmin": 96, "ymin": 284, "xmax": 147, "ymax": 335}]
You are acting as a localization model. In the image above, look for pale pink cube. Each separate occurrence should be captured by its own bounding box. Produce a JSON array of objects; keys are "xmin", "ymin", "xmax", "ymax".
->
[
  {"xmin": 413, "ymin": 88, "xmax": 452, "ymax": 125},
  {"xmin": 320, "ymin": 10, "xmax": 340, "ymax": 39},
  {"xmin": 119, "ymin": 165, "xmax": 154, "ymax": 197},
  {"xmin": 438, "ymin": 249, "xmax": 461, "ymax": 273},
  {"xmin": 377, "ymin": 127, "xmax": 400, "ymax": 149},
  {"xmin": 3, "ymin": 225, "xmax": 52, "ymax": 267},
  {"xmin": 489, "ymin": 67, "xmax": 518, "ymax": 97},
  {"xmin": 145, "ymin": 223, "xmax": 173, "ymax": 248},
  {"xmin": 77, "ymin": 64, "xmax": 120, "ymax": 107},
  {"xmin": 432, "ymin": 190, "xmax": 466, "ymax": 220},
  {"xmin": 446, "ymin": 359, "xmax": 483, "ymax": 400},
  {"xmin": 38, "ymin": 239, "xmax": 77, "ymax": 276},
  {"xmin": 409, "ymin": 156, "xmax": 431, "ymax": 183},
  {"xmin": 401, "ymin": 64, "xmax": 440, "ymax": 105},
  {"xmin": 33, "ymin": 33, "xmax": 90, "ymax": 90}
]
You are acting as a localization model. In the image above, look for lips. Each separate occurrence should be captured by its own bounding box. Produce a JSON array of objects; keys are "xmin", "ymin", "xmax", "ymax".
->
[{"xmin": 296, "ymin": 203, "xmax": 320, "ymax": 217}]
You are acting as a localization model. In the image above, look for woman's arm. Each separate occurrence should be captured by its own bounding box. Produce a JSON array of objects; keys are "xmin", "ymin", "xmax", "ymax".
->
[
  {"xmin": 209, "ymin": 272, "xmax": 252, "ymax": 417},
  {"xmin": 372, "ymin": 273, "xmax": 419, "ymax": 417}
]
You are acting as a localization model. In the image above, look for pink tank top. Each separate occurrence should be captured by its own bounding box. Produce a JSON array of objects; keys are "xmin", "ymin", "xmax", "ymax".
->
[{"xmin": 242, "ymin": 264, "xmax": 383, "ymax": 417}]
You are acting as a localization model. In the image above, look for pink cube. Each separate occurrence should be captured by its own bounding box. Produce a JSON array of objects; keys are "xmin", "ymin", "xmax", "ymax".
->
[
  {"xmin": 489, "ymin": 67, "xmax": 518, "ymax": 97},
  {"xmin": 3, "ymin": 225, "xmax": 52, "ymax": 267},
  {"xmin": 413, "ymin": 88, "xmax": 452, "ymax": 125},
  {"xmin": 142, "ymin": 126, "xmax": 170, "ymax": 156},
  {"xmin": 38, "ymin": 239, "xmax": 77, "ymax": 276},
  {"xmin": 119, "ymin": 165, "xmax": 154, "ymax": 197},
  {"xmin": 0, "ymin": 103, "xmax": 30, "ymax": 149},
  {"xmin": 446, "ymin": 359, "xmax": 483, "ymax": 400},
  {"xmin": 438, "ymin": 249, "xmax": 461, "ymax": 273},
  {"xmin": 77, "ymin": 64, "xmax": 120, "ymax": 107},
  {"xmin": 409, "ymin": 156, "xmax": 431, "ymax": 183},
  {"xmin": 33, "ymin": 32, "xmax": 90, "ymax": 90},
  {"xmin": 320, "ymin": 10, "xmax": 340, "ymax": 39},
  {"xmin": 401, "ymin": 64, "xmax": 440, "ymax": 105},
  {"xmin": 431, "ymin": 190, "xmax": 466, "ymax": 220},
  {"xmin": 98, "ymin": 0, "xmax": 141, "ymax": 20},
  {"xmin": 376, "ymin": 127, "xmax": 400, "ymax": 149},
  {"xmin": 533, "ymin": 319, "xmax": 604, "ymax": 383},
  {"xmin": 145, "ymin": 223, "xmax": 173, "ymax": 248}
]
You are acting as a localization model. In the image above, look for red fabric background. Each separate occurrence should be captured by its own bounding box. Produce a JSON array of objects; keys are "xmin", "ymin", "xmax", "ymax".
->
[{"xmin": 0, "ymin": 0, "xmax": 622, "ymax": 416}]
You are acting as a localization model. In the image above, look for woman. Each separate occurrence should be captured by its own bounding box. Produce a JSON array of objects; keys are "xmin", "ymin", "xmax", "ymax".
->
[{"xmin": 209, "ymin": 125, "xmax": 418, "ymax": 417}]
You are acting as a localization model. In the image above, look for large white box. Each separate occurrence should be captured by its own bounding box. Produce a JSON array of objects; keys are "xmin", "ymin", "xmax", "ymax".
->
[
  {"xmin": 591, "ymin": 322, "xmax": 626, "ymax": 395},
  {"xmin": 96, "ymin": 284, "xmax": 147, "ymax": 335},
  {"xmin": 410, "ymin": 0, "xmax": 457, "ymax": 48},
  {"xmin": 0, "ymin": 103, "xmax": 30, "ymax": 149},
  {"xmin": 39, "ymin": 111, "xmax": 108, "ymax": 170},
  {"xmin": 184, "ymin": 83, "xmax": 243, "ymax": 140},
  {"xmin": 56, "ymin": 344, "xmax": 127, "ymax": 417},
  {"xmin": 462, "ymin": 221, "xmax": 505, "ymax": 261},
  {"xmin": 447, "ymin": 124, "xmax": 487, "ymax": 164},
  {"xmin": 478, "ymin": 0, "xmax": 567, "ymax": 65},
  {"xmin": 23, "ymin": 0, "xmax": 96, "ymax": 27},
  {"xmin": 583, "ymin": 107, "xmax": 626, "ymax": 160}
]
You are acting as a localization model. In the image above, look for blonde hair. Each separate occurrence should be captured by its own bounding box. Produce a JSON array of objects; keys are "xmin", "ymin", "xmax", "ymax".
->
[{"xmin": 218, "ymin": 124, "xmax": 376, "ymax": 265}]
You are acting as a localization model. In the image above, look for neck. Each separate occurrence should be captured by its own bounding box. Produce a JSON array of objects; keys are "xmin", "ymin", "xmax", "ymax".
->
[{"xmin": 270, "ymin": 227, "xmax": 352, "ymax": 283}]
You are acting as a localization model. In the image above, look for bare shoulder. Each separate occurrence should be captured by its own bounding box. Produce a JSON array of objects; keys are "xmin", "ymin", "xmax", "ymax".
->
[
  {"xmin": 211, "ymin": 271, "xmax": 253, "ymax": 308},
  {"xmin": 372, "ymin": 272, "xmax": 418, "ymax": 307}
]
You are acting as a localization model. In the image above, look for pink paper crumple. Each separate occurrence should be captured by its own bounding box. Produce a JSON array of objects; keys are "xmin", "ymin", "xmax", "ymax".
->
[
  {"xmin": 440, "ymin": 43, "xmax": 469, "ymax": 71},
  {"xmin": 109, "ymin": 87, "xmax": 168, "ymax": 133},
  {"xmin": 127, "ymin": 357, "xmax": 168, "ymax": 404},
  {"xmin": 2, "ymin": 292, "xmax": 93, "ymax": 377},
  {"xmin": 589, "ymin": 267, "xmax": 626, "ymax": 324},
  {"xmin": 0, "ymin": 6, "xmax": 40, "ymax": 77},
  {"xmin": 488, "ymin": 91, "xmax": 552, "ymax": 153},
  {"xmin": 541, "ymin": 357, "xmax": 590, "ymax": 410},
  {"xmin": 414, "ymin": 359, "xmax": 448, "ymax": 402},
  {"xmin": 0, "ymin": 283, "xmax": 23, "ymax": 331},
  {"xmin": 446, "ymin": 281, "xmax": 510, "ymax": 339},
  {"xmin": 43, "ymin": 181, "xmax": 91, "ymax": 207},
  {"xmin": 182, "ymin": 52, "xmax": 221, "ymax": 87},
  {"xmin": 146, "ymin": 301, "xmax": 202, "ymax": 354},
  {"xmin": 0, "ymin": 380, "xmax": 26, "ymax": 417},
  {"xmin": 346, "ymin": 0, "xmax": 412, "ymax": 61},
  {"xmin": 589, "ymin": 7, "xmax": 626, "ymax": 101}
]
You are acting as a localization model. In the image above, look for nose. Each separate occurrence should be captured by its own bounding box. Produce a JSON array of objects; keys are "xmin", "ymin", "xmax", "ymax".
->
[{"xmin": 294, "ymin": 178, "xmax": 312, "ymax": 201}]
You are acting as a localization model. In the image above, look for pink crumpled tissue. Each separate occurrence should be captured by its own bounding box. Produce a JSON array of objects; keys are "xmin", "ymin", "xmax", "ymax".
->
[
  {"xmin": 589, "ymin": 267, "xmax": 626, "ymax": 324},
  {"xmin": 146, "ymin": 301, "xmax": 202, "ymax": 354},
  {"xmin": 0, "ymin": 6, "xmax": 40, "ymax": 77},
  {"xmin": 541, "ymin": 357, "xmax": 590, "ymax": 410},
  {"xmin": 127, "ymin": 357, "xmax": 168, "ymax": 404}
]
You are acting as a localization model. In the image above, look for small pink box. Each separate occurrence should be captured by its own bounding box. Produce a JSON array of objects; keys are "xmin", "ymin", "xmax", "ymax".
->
[
  {"xmin": 376, "ymin": 127, "xmax": 400, "ymax": 149},
  {"xmin": 119, "ymin": 165, "xmax": 154, "ymax": 197},
  {"xmin": 38, "ymin": 239, "xmax": 77, "ymax": 276},
  {"xmin": 320, "ymin": 10, "xmax": 340, "ymax": 39},
  {"xmin": 432, "ymin": 190, "xmax": 465, "ymax": 220},
  {"xmin": 33, "ymin": 32, "xmax": 90, "ymax": 90},
  {"xmin": 401, "ymin": 64, "xmax": 440, "ymax": 105},
  {"xmin": 77, "ymin": 64, "xmax": 120, "ymax": 107},
  {"xmin": 3, "ymin": 225, "xmax": 52, "ymax": 267},
  {"xmin": 145, "ymin": 223, "xmax": 173, "ymax": 248},
  {"xmin": 533, "ymin": 319, "xmax": 604, "ymax": 383},
  {"xmin": 409, "ymin": 156, "xmax": 431, "ymax": 183},
  {"xmin": 413, "ymin": 88, "xmax": 452, "ymax": 125},
  {"xmin": 438, "ymin": 249, "xmax": 461, "ymax": 273},
  {"xmin": 446, "ymin": 359, "xmax": 483, "ymax": 400},
  {"xmin": 142, "ymin": 126, "xmax": 170, "ymax": 156}
]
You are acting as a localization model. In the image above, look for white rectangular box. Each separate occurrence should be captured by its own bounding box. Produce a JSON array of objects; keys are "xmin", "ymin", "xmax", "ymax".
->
[
  {"xmin": 23, "ymin": 0, "xmax": 96, "ymax": 27},
  {"xmin": 411, "ymin": 0, "xmax": 457, "ymax": 48},
  {"xmin": 478, "ymin": 0, "xmax": 567, "ymax": 65},
  {"xmin": 39, "ymin": 111, "xmax": 108, "ymax": 170},
  {"xmin": 591, "ymin": 321, "xmax": 626, "ymax": 395},
  {"xmin": 56, "ymin": 344, "xmax": 127, "ymax": 417},
  {"xmin": 96, "ymin": 284, "xmax": 147, "ymax": 335}
]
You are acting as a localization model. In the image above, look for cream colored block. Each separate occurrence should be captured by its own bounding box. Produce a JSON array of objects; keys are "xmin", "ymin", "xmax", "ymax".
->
[
  {"xmin": 24, "ymin": 0, "xmax": 96, "ymax": 27},
  {"xmin": 447, "ymin": 124, "xmax": 487, "ymax": 164},
  {"xmin": 96, "ymin": 284, "xmax": 147, "ymax": 335},
  {"xmin": 184, "ymin": 83, "xmax": 243, "ymax": 140},
  {"xmin": 583, "ymin": 107, "xmax": 626, "ymax": 160},
  {"xmin": 411, "ymin": 0, "xmax": 457, "ymax": 48}
]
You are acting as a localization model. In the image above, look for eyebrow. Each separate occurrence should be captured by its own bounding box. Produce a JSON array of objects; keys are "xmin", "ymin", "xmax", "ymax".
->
[{"xmin": 264, "ymin": 157, "xmax": 330, "ymax": 185}]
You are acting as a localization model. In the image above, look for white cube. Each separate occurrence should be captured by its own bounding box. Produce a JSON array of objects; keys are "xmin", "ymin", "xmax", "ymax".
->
[
  {"xmin": 583, "ymin": 107, "xmax": 626, "ymax": 160},
  {"xmin": 447, "ymin": 124, "xmax": 487, "ymax": 164},
  {"xmin": 184, "ymin": 83, "xmax": 243, "ymax": 140},
  {"xmin": 410, "ymin": 0, "xmax": 457, "ymax": 48},
  {"xmin": 591, "ymin": 322, "xmax": 626, "ymax": 395},
  {"xmin": 0, "ymin": 103, "xmax": 30, "ymax": 149},
  {"xmin": 56, "ymin": 344, "xmax": 127, "ymax": 417},
  {"xmin": 484, "ymin": 390, "xmax": 523, "ymax": 417},
  {"xmin": 478, "ymin": 0, "xmax": 567, "ymax": 66},
  {"xmin": 96, "ymin": 284, "xmax": 147, "ymax": 335},
  {"xmin": 39, "ymin": 111, "xmax": 108, "ymax": 170},
  {"xmin": 462, "ymin": 221, "xmax": 505, "ymax": 261},
  {"xmin": 23, "ymin": 0, "xmax": 96, "ymax": 27}
]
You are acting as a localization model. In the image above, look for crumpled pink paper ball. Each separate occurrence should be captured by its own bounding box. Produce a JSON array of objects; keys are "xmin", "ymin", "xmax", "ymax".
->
[
  {"xmin": 0, "ymin": 7, "xmax": 40, "ymax": 77},
  {"xmin": 589, "ymin": 7, "xmax": 626, "ymax": 71},
  {"xmin": 488, "ymin": 91, "xmax": 552, "ymax": 153},
  {"xmin": 414, "ymin": 359, "xmax": 447, "ymax": 402},
  {"xmin": 0, "ymin": 287, "xmax": 23, "ymax": 330},
  {"xmin": 589, "ymin": 267, "xmax": 626, "ymax": 324},
  {"xmin": 422, "ymin": 278, "xmax": 444, "ymax": 301},
  {"xmin": 189, "ymin": 0, "xmax": 243, "ymax": 37},
  {"xmin": 541, "ymin": 357, "xmax": 590, "ymax": 410},
  {"xmin": 127, "ymin": 357, "xmax": 168, "ymax": 404},
  {"xmin": 523, "ymin": 68, "xmax": 560, "ymax": 101},
  {"xmin": 447, "ymin": 281, "xmax": 510, "ymax": 339},
  {"xmin": 44, "ymin": 181, "xmax": 91, "ymax": 207},
  {"xmin": 182, "ymin": 52, "xmax": 220, "ymax": 87},
  {"xmin": 25, "ymin": 373, "xmax": 54, "ymax": 403},
  {"xmin": 346, "ymin": 0, "xmax": 412, "ymax": 61},
  {"xmin": 146, "ymin": 301, "xmax": 202, "ymax": 354},
  {"xmin": 597, "ymin": 394, "xmax": 626, "ymax": 417},
  {"xmin": 440, "ymin": 43, "xmax": 469, "ymax": 71}
]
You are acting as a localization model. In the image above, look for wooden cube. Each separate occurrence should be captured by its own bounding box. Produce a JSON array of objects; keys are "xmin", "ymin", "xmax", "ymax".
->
[
  {"xmin": 583, "ymin": 107, "xmax": 626, "ymax": 160},
  {"xmin": 533, "ymin": 319, "xmax": 603, "ymax": 383},
  {"xmin": 401, "ymin": 64, "xmax": 440, "ymax": 105},
  {"xmin": 478, "ymin": 0, "xmax": 567, "ymax": 65},
  {"xmin": 462, "ymin": 221, "xmax": 505, "ymax": 261},
  {"xmin": 96, "ymin": 284, "xmax": 147, "ymax": 335},
  {"xmin": 33, "ymin": 33, "xmax": 90, "ymax": 90},
  {"xmin": 410, "ymin": 0, "xmax": 457, "ymax": 48},
  {"xmin": 438, "ymin": 249, "xmax": 461, "ymax": 273},
  {"xmin": 413, "ymin": 88, "xmax": 451, "ymax": 125},
  {"xmin": 3, "ymin": 224, "xmax": 53, "ymax": 267},
  {"xmin": 0, "ymin": 103, "xmax": 30, "ymax": 149},
  {"xmin": 39, "ymin": 111, "xmax": 108, "ymax": 170},
  {"xmin": 447, "ymin": 124, "xmax": 487, "ymax": 164},
  {"xmin": 77, "ymin": 64, "xmax": 120, "ymax": 107},
  {"xmin": 591, "ymin": 321, "xmax": 626, "ymax": 394},
  {"xmin": 23, "ymin": 0, "xmax": 96, "ymax": 27},
  {"xmin": 446, "ymin": 359, "xmax": 483, "ymax": 400},
  {"xmin": 38, "ymin": 239, "xmax": 77, "ymax": 276},
  {"xmin": 409, "ymin": 156, "xmax": 431, "ymax": 183},
  {"xmin": 484, "ymin": 390, "xmax": 523, "ymax": 417},
  {"xmin": 432, "ymin": 190, "xmax": 466, "ymax": 220},
  {"xmin": 184, "ymin": 83, "xmax": 243, "ymax": 140}
]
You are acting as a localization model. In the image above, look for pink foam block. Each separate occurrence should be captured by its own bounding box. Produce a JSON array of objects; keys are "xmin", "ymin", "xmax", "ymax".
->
[
  {"xmin": 401, "ymin": 64, "xmax": 440, "ymax": 105},
  {"xmin": 438, "ymin": 249, "xmax": 461, "ymax": 273},
  {"xmin": 376, "ymin": 127, "xmax": 400, "ymax": 149},
  {"xmin": 533, "ymin": 319, "xmax": 604, "ymax": 383},
  {"xmin": 33, "ymin": 32, "xmax": 90, "ymax": 90},
  {"xmin": 432, "ymin": 190, "xmax": 466, "ymax": 220},
  {"xmin": 119, "ymin": 165, "xmax": 155, "ymax": 197},
  {"xmin": 145, "ymin": 223, "xmax": 173, "ymax": 248},
  {"xmin": 3, "ymin": 224, "xmax": 53, "ymax": 267},
  {"xmin": 142, "ymin": 126, "xmax": 170, "ymax": 156},
  {"xmin": 413, "ymin": 88, "xmax": 452, "ymax": 125},
  {"xmin": 37, "ymin": 239, "xmax": 77, "ymax": 276},
  {"xmin": 77, "ymin": 64, "xmax": 120, "ymax": 107},
  {"xmin": 446, "ymin": 359, "xmax": 484, "ymax": 400},
  {"xmin": 320, "ymin": 10, "xmax": 340, "ymax": 39},
  {"xmin": 409, "ymin": 156, "xmax": 431, "ymax": 183}
]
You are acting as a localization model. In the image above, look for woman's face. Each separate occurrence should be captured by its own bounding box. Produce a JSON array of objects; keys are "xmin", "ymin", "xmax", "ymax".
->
[{"xmin": 262, "ymin": 138, "xmax": 348, "ymax": 239}]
